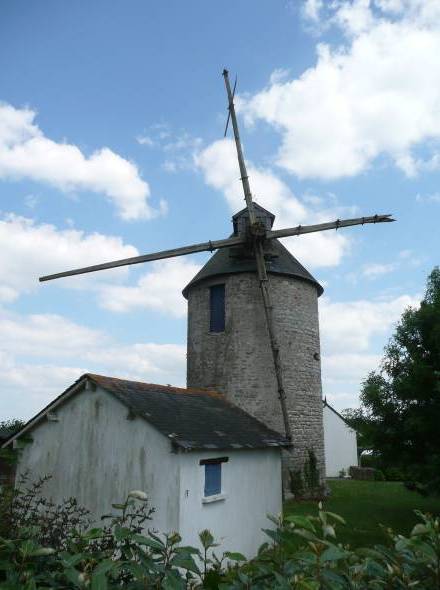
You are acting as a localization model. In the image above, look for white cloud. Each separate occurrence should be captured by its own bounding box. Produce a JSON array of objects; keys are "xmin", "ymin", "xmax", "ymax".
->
[
  {"xmin": 195, "ymin": 138, "xmax": 350, "ymax": 268},
  {"xmin": 322, "ymin": 352, "xmax": 382, "ymax": 410},
  {"xmin": 269, "ymin": 69, "xmax": 291, "ymax": 85},
  {"xmin": 0, "ymin": 310, "xmax": 104, "ymax": 358},
  {"xmin": 0, "ymin": 285, "xmax": 18, "ymax": 303},
  {"xmin": 0, "ymin": 213, "xmax": 138, "ymax": 298},
  {"xmin": 353, "ymin": 250, "xmax": 422, "ymax": 282},
  {"xmin": 161, "ymin": 132, "xmax": 202, "ymax": 173},
  {"xmin": 0, "ymin": 213, "xmax": 197, "ymax": 318},
  {"xmin": 137, "ymin": 124, "xmax": 202, "ymax": 173},
  {"xmin": 374, "ymin": 0, "xmax": 404, "ymax": 13},
  {"xmin": 99, "ymin": 258, "xmax": 202, "ymax": 317},
  {"xmin": 136, "ymin": 135, "xmax": 155, "ymax": 147},
  {"xmin": 319, "ymin": 292, "xmax": 420, "ymax": 408},
  {"xmin": 85, "ymin": 343, "xmax": 185, "ymax": 382},
  {"xmin": 240, "ymin": 2, "xmax": 440, "ymax": 179},
  {"xmin": 302, "ymin": 0, "xmax": 324, "ymax": 22},
  {"xmin": 24, "ymin": 194, "xmax": 39, "ymax": 209},
  {"xmin": 319, "ymin": 294, "xmax": 418, "ymax": 354},
  {"xmin": 416, "ymin": 192, "xmax": 440, "ymax": 204},
  {"xmin": 0, "ymin": 103, "xmax": 162, "ymax": 220},
  {"xmin": 362, "ymin": 262, "xmax": 395, "ymax": 278},
  {"xmin": 334, "ymin": 0, "xmax": 375, "ymax": 36},
  {"xmin": 0, "ymin": 353, "xmax": 86, "ymax": 420},
  {"xmin": 0, "ymin": 309, "xmax": 186, "ymax": 421}
]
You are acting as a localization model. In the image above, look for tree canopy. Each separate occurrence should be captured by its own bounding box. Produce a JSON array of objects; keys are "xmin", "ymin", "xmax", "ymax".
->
[
  {"xmin": 0, "ymin": 419, "xmax": 25, "ymax": 439},
  {"xmin": 347, "ymin": 267, "xmax": 440, "ymax": 491}
]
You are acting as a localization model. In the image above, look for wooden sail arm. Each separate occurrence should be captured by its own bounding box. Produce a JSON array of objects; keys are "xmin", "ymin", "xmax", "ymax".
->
[
  {"xmin": 39, "ymin": 214, "xmax": 394, "ymax": 282},
  {"xmin": 267, "ymin": 214, "xmax": 394, "ymax": 241},
  {"xmin": 39, "ymin": 234, "xmax": 245, "ymax": 282}
]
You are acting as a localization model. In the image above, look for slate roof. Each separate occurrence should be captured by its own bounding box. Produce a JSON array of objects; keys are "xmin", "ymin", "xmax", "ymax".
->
[
  {"xmin": 232, "ymin": 203, "xmax": 275, "ymax": 230},
  {"xmin": 182, "ymin": 236, "xmax": 323, "ymax": 297},
  {"xmin": 4, "ymin": 374, "xmax": 291, "ymax": 452},
  {"xmin": 88, "ymin": 374, "xmax": 290, "ymax": 451}
]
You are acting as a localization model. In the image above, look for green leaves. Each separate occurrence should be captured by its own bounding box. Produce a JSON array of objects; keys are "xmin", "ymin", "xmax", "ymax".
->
[
  {"xmin": 199, "ymin": 528, "xmax": 217, "ymax": 550},
  {"xmin": 1, "ymin": 490, "xmax": 440, "ymax": 589},
  {"xmin": 411, "ymin": 523, "xmax": 430, "ymax": 536},
  {"xmin": 223, "ymin": 551, "xmax": 246, "ymax": 562},
  {"xmin": 320, "ymin": 545, "xmax": 350, "ymax": 562},
  {"xmin": 285, "ymin": 515, "xmax": 316, "ymax": 532},
  {"xmin": 90, "ymin": 571, "xmax": 108, "ymax": 590}
]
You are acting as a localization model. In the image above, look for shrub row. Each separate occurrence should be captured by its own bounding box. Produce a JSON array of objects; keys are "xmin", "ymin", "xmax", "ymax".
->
[{"xmin": 1, "ymin": 476, "xmax": 440, "ymax": 589}]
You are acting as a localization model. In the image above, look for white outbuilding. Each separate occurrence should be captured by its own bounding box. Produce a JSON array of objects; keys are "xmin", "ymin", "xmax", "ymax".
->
[
  {"xmin": 323, "ymin": 399, "xmax": 358, "ymax": 477},
  {"xmin": 4, "ymin": 373, "xmax": 289, "ymax": 559}
]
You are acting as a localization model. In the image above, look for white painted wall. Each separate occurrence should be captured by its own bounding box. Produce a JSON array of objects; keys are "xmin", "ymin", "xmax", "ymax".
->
[
  {"xmin": 178, "ymin": 448, "xmax": 282, "ymax": 559},
  {"xmin": 323, "ymin": 404, "xmax": 358, "ymax": 477},
  {"xmin": 15, "ymin": 385, "xmax": 283, "ymax": 559},
  {"xmin": 15, "ymin": 385, "xmax": 180, "ymax": 534}
]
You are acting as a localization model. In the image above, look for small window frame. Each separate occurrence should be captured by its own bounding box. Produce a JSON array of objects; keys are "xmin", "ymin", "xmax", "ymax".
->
[
  {"xmin": 200, "ymin": 456, "xmax": 228, "ymax": 498},
  {"xmin": 204, "ymin": 463, "xmax": 221, "ymax": 497}
]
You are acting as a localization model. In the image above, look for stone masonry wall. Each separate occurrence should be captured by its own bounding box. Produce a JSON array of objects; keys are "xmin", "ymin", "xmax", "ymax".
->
[{"xmin": 186, "ymin": 272, "xmax": 326, "ymax": 495}]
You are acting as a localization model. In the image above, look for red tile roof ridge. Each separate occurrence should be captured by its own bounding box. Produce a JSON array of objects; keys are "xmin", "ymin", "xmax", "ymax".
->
[{"xmin": 85, "ymin": 373, "xmax": 224, "ymax": 398}]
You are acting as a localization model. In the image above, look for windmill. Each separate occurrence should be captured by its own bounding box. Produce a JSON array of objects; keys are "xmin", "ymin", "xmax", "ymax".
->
[{"xmin": 40, "ymin": 70, "xmax": 394, "ymax": 444}]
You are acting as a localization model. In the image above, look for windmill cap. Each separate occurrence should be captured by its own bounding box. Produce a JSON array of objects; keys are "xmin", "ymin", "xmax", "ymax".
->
[{"xmin": 182, "ymin": 204, "xmax": 323, "ymax": 298}]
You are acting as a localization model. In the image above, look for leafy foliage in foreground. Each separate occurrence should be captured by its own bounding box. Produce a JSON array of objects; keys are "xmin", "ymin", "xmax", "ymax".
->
[{"xmin": 1, "ymin": 480, "xmax": 440, "ymax": 589}]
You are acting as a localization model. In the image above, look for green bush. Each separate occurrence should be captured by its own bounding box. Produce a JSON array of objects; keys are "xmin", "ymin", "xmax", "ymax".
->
[
  {"xmin": 384, "ymin": 467, "xmax": 405, "ymax": 481},
  {"xmin": 288, "ymin": 469, "xmax": 304, "ymax": 497},
  {"xmin": 1, "ymin": 478, "xmax": 440, "ymax": 588},
  {"xmin": 360, "ymin": 453, "xmax": 381, "ymax": 469},
  {"xmin": 303, "ymin": 449, "xmax": 320, "ymax": 490},
  {"xmin": 289, "ymin": 449, "xmax": 325, "ymax": 498},
  {"xmin": 349, "ymin": 466, "xmax": 376, "ymax": 480},
  {"xmin": 374, "ymin": 469, "xmax": 385, "ymax": 481}
]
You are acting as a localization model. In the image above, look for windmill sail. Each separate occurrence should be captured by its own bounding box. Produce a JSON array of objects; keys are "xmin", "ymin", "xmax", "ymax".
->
[{"xmin": 39, "ymin": 234, "xmax": 244, "ymax": 282}]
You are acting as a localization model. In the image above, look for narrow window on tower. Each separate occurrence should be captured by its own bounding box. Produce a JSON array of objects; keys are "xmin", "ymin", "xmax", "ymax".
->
[{"xmin": 209, "ymin": 284, "xmax": 225, "ymax": 333}]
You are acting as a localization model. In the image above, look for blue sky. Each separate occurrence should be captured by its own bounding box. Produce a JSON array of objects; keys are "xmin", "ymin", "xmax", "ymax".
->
[{"xmin": 0, "ymin": 0, "xmax": 439, "ymax": 420}]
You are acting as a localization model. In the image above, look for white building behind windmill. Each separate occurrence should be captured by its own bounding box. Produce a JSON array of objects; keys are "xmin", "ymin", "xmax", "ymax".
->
[{"xmin": 323, "ymin": 399, "xmax": 358, "ymax": 477}]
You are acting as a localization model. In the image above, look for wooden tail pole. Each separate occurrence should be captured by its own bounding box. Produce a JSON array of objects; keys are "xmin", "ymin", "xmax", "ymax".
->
[
  {"xmin": 223, "ymin": 67, "xmax": 292, "ymax": 442},
  {"xmin": 254, "ymin": 241, "xmax": 293, "ymax": 442}
]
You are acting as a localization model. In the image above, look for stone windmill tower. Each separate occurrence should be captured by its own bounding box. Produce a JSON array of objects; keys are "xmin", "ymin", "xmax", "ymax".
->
[
  {"xmin": 40, "ymin": 70, "xmax": 394, "ymax": 495},
  {"xmin": 183, "ymin": 203, "xmax": 325, "ymax": 491}
]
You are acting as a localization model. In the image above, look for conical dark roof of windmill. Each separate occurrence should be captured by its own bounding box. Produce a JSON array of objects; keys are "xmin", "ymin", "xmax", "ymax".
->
[{"xmin": 182, "ymin": 204, "xmax": 323, "ymax": 298}]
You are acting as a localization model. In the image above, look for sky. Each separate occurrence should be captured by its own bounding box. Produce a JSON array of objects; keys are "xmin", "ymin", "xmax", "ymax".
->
[{"xmin": 0, "ymin": 0, "xmax": 439, "ymax": 421}]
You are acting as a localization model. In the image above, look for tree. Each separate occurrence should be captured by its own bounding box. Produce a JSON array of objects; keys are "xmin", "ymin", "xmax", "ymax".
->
[
  {"xmin": 0, "ymin": 419, "xmax": 25, "ymax": 437},
  {"xmin": 358, "ymin": 267, "xmax": 440, "ymax": 491}
]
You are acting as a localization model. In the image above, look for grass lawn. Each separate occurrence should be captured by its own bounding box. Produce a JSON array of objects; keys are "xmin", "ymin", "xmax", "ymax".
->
[{"xmin": 284, "ymin": 479, "xmax": 440, "ymax": 548}]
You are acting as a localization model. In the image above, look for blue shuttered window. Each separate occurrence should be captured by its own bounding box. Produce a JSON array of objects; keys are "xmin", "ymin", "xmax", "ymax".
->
[
  {"xmin": 210, "ymin": 284, "xmax": 225, "ymax": 333},
  {"xmin": 204, "ymin": 463, "xmax": 221, "ymax": 496}
]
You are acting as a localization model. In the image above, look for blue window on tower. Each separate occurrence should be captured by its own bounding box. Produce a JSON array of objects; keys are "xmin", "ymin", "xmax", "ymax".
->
[
  {"xmin": 204, "ymin": 463, "xmax": 221, "ymax": 497},
  {"xmin": 209, "ymin": 284, "xmax": 225, "ymax": 333}
]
